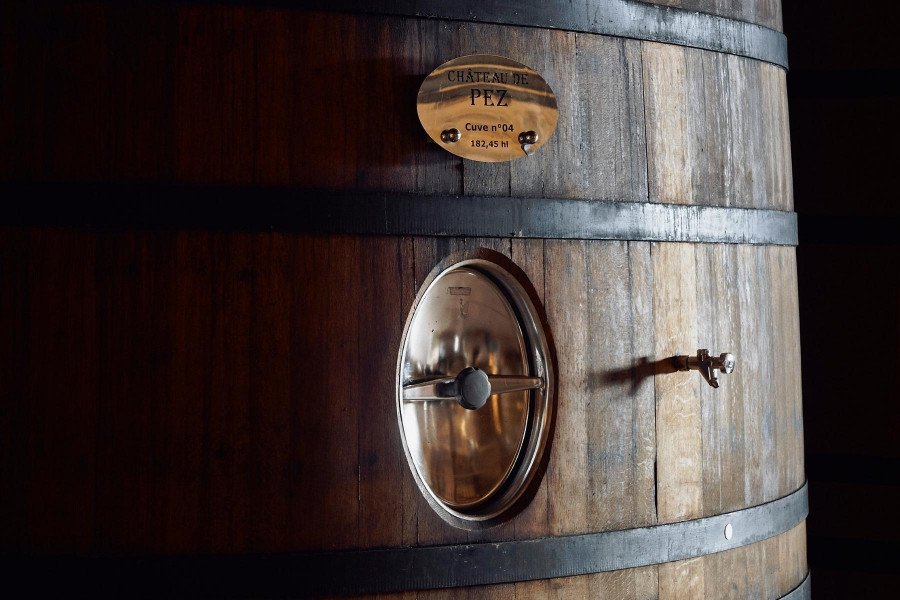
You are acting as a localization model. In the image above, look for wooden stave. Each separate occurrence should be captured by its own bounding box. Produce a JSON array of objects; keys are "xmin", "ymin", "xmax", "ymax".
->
[
  {"xmin": 634, "ymin": 0, "xmax": 783, "ymax": 31},
  {"xmin": 4, "ymin": 231, "xmax": 802, "ymax": 597},
  {"xmin": 1, "ymin": 8, "xmax": 793, "ymax": 211},
  {"xmin": 0, "ymin": 232, "xmax": 805, "ymax": 546}
]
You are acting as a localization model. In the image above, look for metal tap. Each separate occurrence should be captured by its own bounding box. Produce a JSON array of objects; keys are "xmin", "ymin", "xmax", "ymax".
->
[{"xmin": 675, "ymin": 349, "xmax": 736, "ymax": 388}]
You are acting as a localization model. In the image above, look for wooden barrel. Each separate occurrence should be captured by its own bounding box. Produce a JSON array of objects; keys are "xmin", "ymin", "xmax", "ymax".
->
[{"xmin": 0, "ymin": 1, "xmax": 808, "ymax": 597}]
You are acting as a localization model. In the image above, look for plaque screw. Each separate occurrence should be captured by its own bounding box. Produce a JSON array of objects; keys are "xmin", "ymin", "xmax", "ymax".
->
[
  {"xmin": 440, "ymin": 128, "xmax": 461, "ymax": 143},
  {"xmin": 724, "ymin": 523, "xmax": 733, "ymax": 540},
  {"xmin": 518, "ymin": 130, "xmax": 539, "ymax": 145}
]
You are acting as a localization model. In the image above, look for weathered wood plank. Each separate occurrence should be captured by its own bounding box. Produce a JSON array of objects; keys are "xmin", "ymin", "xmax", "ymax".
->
[
  {"xmin": 175, "ymin": 7, "xmax": 257, "ymax": 184},
  {"xmin": 653, "ymin": 242, "xmax": 702, "ymax": 521},
  {"xmin": 165, "ymin": 232, "xmax": 212, "ymax": 553},
  {"xmin": 684, "ymin": 48, "xmax": 723, "ymax": 208},
  {"xmin": 644, "ymin": 43, "xmax": 792, "ymax": 210},
  {"xmin": 21, "ymin": 232, "xmax": 99, "ymax": 552},
  {"xmin": 654, "ymin": 241, "xmax": 703, "ymax": 600},
  {"xmin": 768, "ymin": 247, "xmax": 804, "ymax": 497},
  {"xmin": 357, "ymin": 238, "xmax": 407, "ymax": 549},
  {"xmin": 0, "ymin": 3, "xmax": 18, "ymax": 179},
  {"xmin": 735, "ymin": 245, "xmax": 779, "ymax": 508},
  {"xmin": 744, "ymin": 536, "xmax": 766, "ymax": 599},
  {"xmin": 580, "ymin": 241, "xmax": 659, "ymax": 535},
  {"xmin": 760, "ymin": 527, "xmax": 781, "ymax": 598},
  {"xmin": 204, "ymin": 234, "xmax": 254, "ymax": 552},
  {"xmin": 643, "ymin": 42, "xmax": 692, "ymax": 205},
  {"xmin": 778, "ymin": 521, "xmax": 808, "ymax": 597},
  {"xmin": 544, "ymin": 239, "xmax": 591, "ymax": 535},
  {"xmin": 703, "ymin": 543, "xmax": 745, "ymax": 599},
  {"xmin": 696, "ymin": 244, "xmax": 725, "ymax": 516},
  {"xmin": 509, "ymin": 238, "xmax": 553, "ymax": 598},
  {"xmin": 356, "ymin": 18, "xmax": 423, "ymax": 192},
  {"xmin": 629, "ymin": 242, "xmax": 660, "ymax": 529},
  {"xmin": 587, "ymin": 241, "xmax": 635, "ymax": 530},
  {"xmin": 762, "ymin": 0, "xmax": 784, "ymax": 33},
  {"xmin": 247, "ymin": 234, "xmax": 293, "ymax": 549},
  {"xmin": 659, "ymin": 557, "xmax": 705, "ymax": 600},
  {"xmin": 397, "ymin": 236, "xmax": 423, "ymax": 549},
  {"xmin": 638, "ymin": 1, "xmax": 783, "ymax": 32},
  {"xmin": 291, "ymin": 236, "xmax": 361, "ymax": 551},
  {"xmin": 568, "ymin": 35, "xmax": 648, "ymax": 202},
  {"xmin": 4, "ymin": 4, "xmax": 113, "ymax": 181},
  {"xmin": 759, "ymin": 63, "xmax": 794, "ymax": 211},
  {"xmin": 785, "ymin": 252, "xmax": 804, "ymax": 494},
  {"xmin": 757, "ymin": 244, "xmax": 781, "ymax": 505},
  {"xmin": 251, "ymin": 11, "xmax": 291, "ymax": 185},
  {"xmin": 509, "ymin": 238, "xmax": 550, "ymax": 543},
  {"xmin": 725, "ymin": 53, "xmax": 767, "ymax": 209},
  {"xmin": 94, "ymin": 234, "xmax": 177, "ymax": 552},
  {"xmin": 0, "ymin": 229, "xmax": 30, "ymax": 552},
  {"xmin": 696, "ymin": 244, "xmax": 748, "ymax": 517}
]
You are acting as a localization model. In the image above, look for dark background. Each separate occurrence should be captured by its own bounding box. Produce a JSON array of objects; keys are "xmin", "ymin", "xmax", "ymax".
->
[{"xmin": 784, "ymin": 1, "xmax": 900, "ymax": 596}]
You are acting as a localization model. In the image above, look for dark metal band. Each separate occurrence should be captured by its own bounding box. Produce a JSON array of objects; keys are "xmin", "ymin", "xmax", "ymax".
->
[
  {"xmin": 295, "ymin": 482, "xmax": 808, "ymax": 595},
  {"xmin": 2, "ymin": 183, "xmax": 798, "ymax": 246},
  {"xmin": 301, "ymin": 0, "xmax": 789, "ymax": 69},
  {"xmin": 780, "ymin": 573, "xmax": 812, "ymax": 600},
  {"xmin": 14, "ymin": 483, "xmax": 808, "ymax": 596}
]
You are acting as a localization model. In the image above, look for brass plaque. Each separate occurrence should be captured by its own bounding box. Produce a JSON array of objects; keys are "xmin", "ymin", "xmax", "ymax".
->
[{"xmin": 417, "ymin": 54, "xmax": 559, "ymax": 163}]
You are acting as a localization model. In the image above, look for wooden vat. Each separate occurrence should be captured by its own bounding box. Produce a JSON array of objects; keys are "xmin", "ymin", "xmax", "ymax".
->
[{"xmin": 0, "ymin": 1, "xmax": 807, "ymax": 597}]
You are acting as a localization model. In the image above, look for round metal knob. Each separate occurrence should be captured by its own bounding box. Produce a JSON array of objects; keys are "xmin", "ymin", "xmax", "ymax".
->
[{"xmin": 455, "ymin": 367, "xmax": 491, "ymax": 410}]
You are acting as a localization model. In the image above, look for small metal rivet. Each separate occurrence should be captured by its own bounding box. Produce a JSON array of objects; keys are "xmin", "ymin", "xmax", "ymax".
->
[
  {"xmin": 724, "ymin": 523, "xmax": 733, "ymax": 540},
  {"xmin": 518, "ymin": 130, "xmax": 538, "ymax": 145},
  {"xmin": 440, "ymin": 128, "xmax": 461, "ymax": 143}
]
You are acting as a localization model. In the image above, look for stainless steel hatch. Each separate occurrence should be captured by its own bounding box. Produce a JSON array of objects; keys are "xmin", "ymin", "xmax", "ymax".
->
[{"xmin": 397, "ymin": 255, "xmax": 554, "ymax": 527}]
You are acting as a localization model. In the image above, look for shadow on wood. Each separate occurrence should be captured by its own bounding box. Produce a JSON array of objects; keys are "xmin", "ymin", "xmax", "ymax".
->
[{"xmin": 597, "ymin": 356, "xmax": 680, "ymax": 394}]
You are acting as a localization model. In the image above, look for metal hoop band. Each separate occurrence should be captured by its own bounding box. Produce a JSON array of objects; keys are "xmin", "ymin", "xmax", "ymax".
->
[
  {"xmin": 781, "ymin": 573, "xmax": 813, "ymax": 600},
  {"xmin": 2, "ymin": 184, "xmax": 798, "ymax": 246},
  {"xmin": 9, "ymin": 479, "xmax": 807, "ymax": 596},
  {"xmin": 292, "ymin": 0, "xmax": 789, "ymax": 68},
  {"xmin": 291, "ymin": 482, "xmax": 808, "ymax": 595}
]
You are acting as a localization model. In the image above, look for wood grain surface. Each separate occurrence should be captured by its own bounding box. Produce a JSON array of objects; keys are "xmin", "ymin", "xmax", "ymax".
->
[
  {"xmin": 642, "ymin": 42, "xmax": 793, "ymax": 210},
  {"xmin": 637, "ymin": 0, "xmax": 783, "ymax": 32},
  {"xmin": 0, "ymin": 232, "xmax": 805, "ymax": 544},
  {"xmin": 0, "ymin": 3, "xmax": 802, "ymax": 598},
  {"xmin": 0, "ymin": 5, "xmax": 791, "ymax": 209}
]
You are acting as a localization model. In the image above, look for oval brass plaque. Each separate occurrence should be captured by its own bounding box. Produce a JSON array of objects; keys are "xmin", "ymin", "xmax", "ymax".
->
[{"xmin": 417, "ymin": 54, "xmax": 559, "ymax": 163}]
